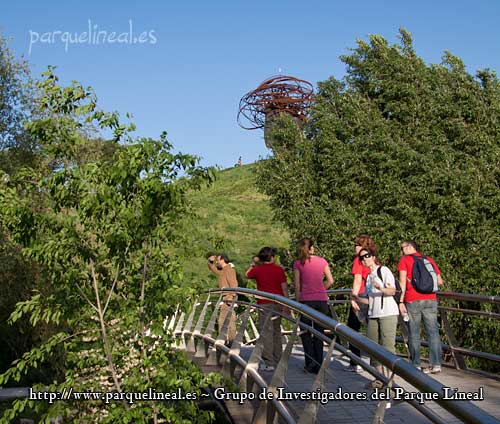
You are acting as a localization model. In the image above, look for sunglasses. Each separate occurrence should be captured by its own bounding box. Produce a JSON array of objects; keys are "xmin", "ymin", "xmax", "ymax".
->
[{"xmin": 359, "ymin": 253, "xmax": 373, "ymax": 260}]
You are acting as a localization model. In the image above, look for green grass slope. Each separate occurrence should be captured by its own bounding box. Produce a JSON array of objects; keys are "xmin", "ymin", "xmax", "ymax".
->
[{"xmin": 179, "ymin": 163, "xmax": 290, "ymax": 288}]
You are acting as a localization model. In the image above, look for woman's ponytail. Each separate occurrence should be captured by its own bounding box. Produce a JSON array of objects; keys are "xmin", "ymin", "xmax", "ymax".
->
[{"xmin": 298, "ymin": 238, "xmax": 313, "ymax": 265}]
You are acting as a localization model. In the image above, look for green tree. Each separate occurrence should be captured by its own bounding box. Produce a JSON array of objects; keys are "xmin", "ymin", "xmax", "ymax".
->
[
  {"xmin": 0, "ymin": 69, "xmax": 217, "ymax": 423},
  {"xmin": 258, "ymin": 29, "xmax": 500, "ymax": 370},
  {"xmin": 0, "ymin": 33, "xmax": 50, "ymax": 379},
  {"xmin": 0, "ymin": 34, "xmax": 37, "ymax": 172}
]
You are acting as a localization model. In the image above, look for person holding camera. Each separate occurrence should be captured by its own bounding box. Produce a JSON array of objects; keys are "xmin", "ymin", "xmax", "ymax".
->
[{"xmin": 208, "ymin": 253, "xmax": 238, "ymax": 343}]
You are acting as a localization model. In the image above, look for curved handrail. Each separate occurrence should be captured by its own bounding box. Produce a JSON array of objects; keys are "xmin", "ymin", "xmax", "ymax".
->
[
  {"xmin": 201, "ymin": 288, "xmax": 497, "ymax": 424},
  {"xmin": 437, "ymin": 291, "xmax": 500, "ymax": 303},
  {"xmin": 215, "ymin": 299, "xmax": 450, "ymax": 424},
  {"xmin": 327, "ymin": 289, "xmax": 500, "ymax": 304},
  {"xmin": 179, "ymin": 329, "xmax": 296, "ymax": 424},
  {"xmin": 326, "ymin": 288, "xmax": 500, "ymax": 367}
]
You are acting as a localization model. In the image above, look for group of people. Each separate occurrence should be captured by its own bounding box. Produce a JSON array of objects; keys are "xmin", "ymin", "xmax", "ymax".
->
[
  {"xmin": 207, "ymin": 235, "xmax": 444, "ymax": 384},
  {"xmin": 347, "ymin": 236, "xmax": 444, "ymax": 388}
]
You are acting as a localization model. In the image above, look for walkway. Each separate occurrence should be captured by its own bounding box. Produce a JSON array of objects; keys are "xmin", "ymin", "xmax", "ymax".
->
[
  {"xmin": 191, "ymin": 346, "xmax": 499, "ymax": 423},
  {"xmin": 174, "ymin": 288, "xmax": 500, "ymax": 423}
]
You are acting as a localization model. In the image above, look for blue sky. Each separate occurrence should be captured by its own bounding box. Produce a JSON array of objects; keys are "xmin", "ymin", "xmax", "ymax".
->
[{"xmin": 2, "ymin": 0, "xmax": 499, "ymax": 168}]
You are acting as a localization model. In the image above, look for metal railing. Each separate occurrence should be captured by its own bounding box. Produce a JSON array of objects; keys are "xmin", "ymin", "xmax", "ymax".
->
[
  {"xmin": 168, "ymin": 288, "xmax": 498, "ymax": 424},
  {"xmin": 327, "ymin": 289, "xmax": 500, "ymax": 370}
]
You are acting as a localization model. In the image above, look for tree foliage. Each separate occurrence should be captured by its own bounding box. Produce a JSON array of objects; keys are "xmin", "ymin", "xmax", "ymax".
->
[
  {"xmin": 257, "ymin": 29, "xmax": 500, "ymax": 370},
  {"xmin": 0, "ymin": 34, "xmax": 51, "ymax": 379},
  {"xmin": 0, "ymin": 34, "xmax": 38, "ymax": 172},
  {"xmin": 0, "ymin": 69, "xmax": 218, "ymax": 422}
]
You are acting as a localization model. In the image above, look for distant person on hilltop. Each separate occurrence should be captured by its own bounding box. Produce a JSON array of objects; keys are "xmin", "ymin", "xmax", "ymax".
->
[
  {"xmin": 246, "ymin": 247, "xmax": 289, "ymax": 372},
  {"xmin": 208, "ymin": 253, "xmax": 238, "ymax": 344},
  {"xmin": 236, "ymin": 156, "xmax": 242, "ymax": 167}
]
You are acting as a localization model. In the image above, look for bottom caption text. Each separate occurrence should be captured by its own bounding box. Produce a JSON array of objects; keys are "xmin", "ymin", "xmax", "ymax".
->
[{"xmin": 29, "ymin": 386, "xmax": 485, "ymax": 405}]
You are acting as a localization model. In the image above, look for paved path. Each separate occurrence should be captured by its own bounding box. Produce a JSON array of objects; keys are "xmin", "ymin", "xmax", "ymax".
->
[
  {"xmin": 277, "ymin": 347, "xmax": 499, "ymax": 423},
  {"xmin": 202, "ymin": 346, "xmax": 500, "ymax": 423}
]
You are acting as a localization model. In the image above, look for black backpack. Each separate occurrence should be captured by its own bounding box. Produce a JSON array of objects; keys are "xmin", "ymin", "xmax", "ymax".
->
[
  {"xmin": 411, "ymin": 255, "xmax": 438, "ymax": 294},
  {"xmin": 376, "ymin": 266, "xmax": 402, "ymax": 309}
]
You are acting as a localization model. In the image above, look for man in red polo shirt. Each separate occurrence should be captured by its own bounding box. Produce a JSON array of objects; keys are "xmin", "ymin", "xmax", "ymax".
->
[
  {"xmin": 246, "ymin": 247, "xmax": 289, "ymax": 372},
  {"xmin": 398, "ymin": 240, "xmax": 444, "ymax": 374}
]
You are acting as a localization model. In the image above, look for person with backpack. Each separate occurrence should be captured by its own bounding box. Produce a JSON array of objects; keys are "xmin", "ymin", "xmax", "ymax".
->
[
  {"xmin": 355, "ymin": 247, "xmax": 399, "ymax": 389},
  {"xmin": 398, "ymin": 241, "xmax": 444, "ymax": 374}
]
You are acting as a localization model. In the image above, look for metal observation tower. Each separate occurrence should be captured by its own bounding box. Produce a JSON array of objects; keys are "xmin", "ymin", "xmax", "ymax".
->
[{"xmin": 238, "ymin": 75, "xmax": 314, "ymax": 148}]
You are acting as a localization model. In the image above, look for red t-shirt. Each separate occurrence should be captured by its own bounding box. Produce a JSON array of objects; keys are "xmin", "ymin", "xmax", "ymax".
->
[
  {"xmin": 397, "ymin": 253, "xmax": 441, "ymax": 303},
  {"xmin": 246, "ymin": 263, "xmax": 287, "ymax": 304},
  {"xmin": 351, "ymin": 257, "xmax": 371, "ymax": 295}
]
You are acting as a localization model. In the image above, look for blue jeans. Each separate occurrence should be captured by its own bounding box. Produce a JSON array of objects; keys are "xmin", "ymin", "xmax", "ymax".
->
[{"xmin": 406, "ymin": 300, "xmax": 442, "ymax": 367}]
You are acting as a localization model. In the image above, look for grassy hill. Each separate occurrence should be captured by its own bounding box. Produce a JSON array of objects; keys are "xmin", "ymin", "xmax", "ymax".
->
[{"xmin": 178, "ymin": 163, "xmax": 290, "ymax": 288}]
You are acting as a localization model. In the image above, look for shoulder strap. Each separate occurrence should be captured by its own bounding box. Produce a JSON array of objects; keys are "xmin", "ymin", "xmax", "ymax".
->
[{"xmin": 376, "ymin": 266, "xmax": 384, "ymax": 309}]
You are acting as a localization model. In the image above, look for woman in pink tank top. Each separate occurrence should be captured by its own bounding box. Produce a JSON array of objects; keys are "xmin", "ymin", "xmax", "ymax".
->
[{"xmin": 293, "ymin": 238, "xmax": 334, "ymax": 373}]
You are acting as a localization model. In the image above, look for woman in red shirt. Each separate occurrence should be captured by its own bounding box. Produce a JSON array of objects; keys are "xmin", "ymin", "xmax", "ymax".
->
[
  {"xmin": 246, "ymin": 247, "xmax": 289, "ymax": 371},
  {"xmin": 347, "ymin": 235, "xmax": 378, "ymax": 372}
]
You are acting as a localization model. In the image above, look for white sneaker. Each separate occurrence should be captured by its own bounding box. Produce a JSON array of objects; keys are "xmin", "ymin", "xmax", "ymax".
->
[
  {"xmin": 430, "ymin": 365, "xmax": 442, "ymax": 374},
  {"xmin": 259, "ymin": 364, "xmax": 275, "ymax": 372},
  {"xmin": 346, "ymin": 365, "xmax": 363, "ymax": 373}
]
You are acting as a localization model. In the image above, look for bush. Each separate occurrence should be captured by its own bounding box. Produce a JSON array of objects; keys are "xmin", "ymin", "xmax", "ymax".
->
[{"xmin": 257, "ymin": 29, "xmax": 500, "ymax": 372}]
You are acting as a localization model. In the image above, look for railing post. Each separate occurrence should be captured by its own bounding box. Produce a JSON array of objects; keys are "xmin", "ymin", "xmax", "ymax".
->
[
  {"xmin": 197, "ymin": 294, "xmax": 222, "ymax": 358},
  {"xmin": 182, "ymin": 297, "xmax": 199, "ymax": 350},
  {"xmin": 173, "ymin": 312, "xmax": 186, "ymax": 349},
  {"xmin": 165, "ymin": 305, "xmax": 178, "ymax": 333},
  {"xmin": 441, "ymin": 309, "xmax": 467, "ymax": 370},
  {"xmin": 253, "ymin": 321, "xmax": 299, "ymax": 424},
  {"xmin": 204, "ymin": 294, "xmax": 223, "ymax": 338},
  {"xmin": 297, "ymin": 336, "xmax": 336, "ymax": 424},
  {"xmin": 249, "ymin": 314, "xmax": 260, "ymax": 340},
  {"xmin": 240, "ymin": 309, "xmax": 268, "ymax": 393},
  {"xmin": 188, "ymin": 297, "xmax": 211, "ymax": 353},
  {"xmin": 222, "ymin": 307, "xmax": 252, "ymax": 379},
  {"xmin": 206, "ymin": 299, "xmax": 236, "ymax": 366},
  {"xmin": 328, "ymin": 301, "xmax": 340, "ymax": 321},
  {"xmin": 371, "ymin": 371, "xmax": 396, "ymax": 424}
]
